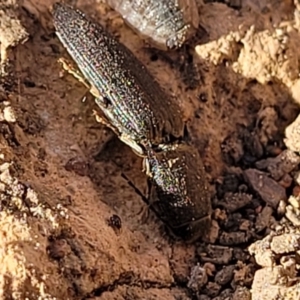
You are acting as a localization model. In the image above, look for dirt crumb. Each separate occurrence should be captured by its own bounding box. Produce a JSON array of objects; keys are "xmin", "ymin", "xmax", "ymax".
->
[
  {"xmin": 250, "ymin": 231, "xmax": 300, "ymax": 299},
  {"xmin": 98, "ymin": 286, "xmax": 189, "ymax": 300},
  {"xmin": 285, "ymin": 113, "xmax": 300, "ymax": 151},
  {"xmin": 0, "ymin": 0, "xmax": 29, "ymax": 73},
  {"xmin": 196, "ymin": 4, "xmax": 300, "ymax": 103},
  {"xmin": 243, "ymin": 169, "xmax": 287, "ymax": 208}
]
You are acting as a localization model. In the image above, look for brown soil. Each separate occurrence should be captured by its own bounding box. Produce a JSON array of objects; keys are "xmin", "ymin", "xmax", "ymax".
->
[{"xmin": 1, "ymin": 0, "xmax": 300, "ymax": 299}]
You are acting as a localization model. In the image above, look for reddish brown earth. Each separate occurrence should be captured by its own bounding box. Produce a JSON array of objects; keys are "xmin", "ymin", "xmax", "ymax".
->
[{"xmin": 1, "ymin": 0, "xmax": 300, "ymax": 299}]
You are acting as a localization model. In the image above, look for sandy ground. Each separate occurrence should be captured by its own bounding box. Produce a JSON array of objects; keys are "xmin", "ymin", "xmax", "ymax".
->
[{"xmin": 1, "ymin": 0, "xmax": 300, "ymax": 299}]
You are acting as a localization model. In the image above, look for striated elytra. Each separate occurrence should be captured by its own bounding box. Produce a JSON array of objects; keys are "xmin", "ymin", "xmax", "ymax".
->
[
  {"xmin": 52, "ymin": 2, "xmax": 184, "ymax": 156},
  {"xmin": 145, "ymin": 143, "xmax": 211, "ymax": 241},
  {"xmin": 52, "ymin": 3, "xmax": 211, "ymax": 242}
]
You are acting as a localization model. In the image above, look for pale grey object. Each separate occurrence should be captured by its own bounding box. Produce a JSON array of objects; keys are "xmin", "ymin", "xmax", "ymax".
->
[{"xmin": 105, "ymin": 0, "xmax": 199, "ymax": 49}]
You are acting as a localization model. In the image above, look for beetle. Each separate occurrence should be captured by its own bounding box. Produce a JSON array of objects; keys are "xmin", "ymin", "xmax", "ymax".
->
[
  {"xmin": 105, "ymin": 0, "xmax": 200, "ymax": 50},
  {"xmin": 144, "ymin": 143, "xmax": 211, "ymax": 242},
  {"xmin": 52, "ymin": 3, "xmax": 211, "ymax": 241},
  {"xmin": 52, "ymin": 3, "xmax": 184, "ymax": 157}
]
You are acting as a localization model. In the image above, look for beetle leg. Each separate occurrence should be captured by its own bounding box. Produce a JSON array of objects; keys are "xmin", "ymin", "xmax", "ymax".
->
[
  {"xmin": 121, "ymin": 172, "xmax": 151, "ymax": 225},
  {"xmin": 142, "ymin": 157, "xmax": 152, "ymax": 177},
  {"xmin": 58, "ymin": 57, "xmax": 89, "ymax": 87},
  {"xmin": 93, "ymin": 109, "xmax": 120, "ymax": 134},
  {"xmin": 93, "ymin": 109, "xmax": 145, "ymax": 156},
  {"xmin": 58, "ymin": 57, "xmax": 100, "ymax": 98},
  {"xmin": 146, "ymin": 177, "xmax": 158, "ymax": 206},
  {"xmin": 119, "ymin": 134, "xmax": 145, "ymax": 157},
  {"xmin": 170, "ymin": 215, "xmax": 211, "ymax": 243},
  {"xmin": 135, "ymin": 178, "xmax": 152, "ymax": 222}
]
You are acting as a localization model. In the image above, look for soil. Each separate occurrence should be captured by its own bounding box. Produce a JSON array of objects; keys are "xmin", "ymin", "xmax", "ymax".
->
[{"xmin": 1, "ymin": 0, "xmax": 300, "ymax": 299}]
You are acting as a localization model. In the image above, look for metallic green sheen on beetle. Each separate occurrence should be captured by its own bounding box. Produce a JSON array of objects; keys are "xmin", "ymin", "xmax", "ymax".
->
[
  {"xmin": 52, "ymin": 3, "xmax": 184, "ymax": 156},
  {"xmin": 52, "ymin": 3, "xmax": 211, "ymax": 241},
  {"xmin": 145, "ymin": 143, "xmax": 211, "ymax": 241}
]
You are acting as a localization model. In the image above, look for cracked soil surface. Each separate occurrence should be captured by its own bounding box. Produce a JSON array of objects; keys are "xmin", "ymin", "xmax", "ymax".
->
[{"xmin": 1, "ymin": 0, "xmax": 300, "ymax": 299}]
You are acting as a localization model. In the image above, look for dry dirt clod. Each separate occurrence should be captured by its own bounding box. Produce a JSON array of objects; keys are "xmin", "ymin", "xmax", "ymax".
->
[
  {"xmin": 255, "ymin": 205, "xmax": 274, "ymax": 232},
  {"xmin": 250, "ymin": 229, "xmax": 300, "ymax": 299},
  {"xmin": 204, "ymin": 281, "xmax": 222, "ymax": 298},
  {"xmin": 233, "ymin": 262, "xmax": 255, "ymax": 287},
  {"xmin": 213, "ymin": 288, "xmax": 233, "ymax": 300},
  {"xmin": 293, "ymin": 174, "xmax": 300, "ymax": 188},
  {"xmin": 277, "ymin": 199, "xmax": 287, "ymax": 217},
  {"xmin": 2, "ymin": 104, "xmax": 16, "ymax": 122},
  {"xmin": 214, "ymin": 264, "xmax": 235, "ymax": 285},
  {"xmin": 0, "ymin": 1, "xmax": 29, "ymax": 74},
  {"xmin": 285, "ymin": 113, "xmax": 300, "ymax": 152},
  {"xmin": 232, "ymin": 286, "xmax": 251, "ymax": 300},
  {"xmin": 278, "ymin": 173, "xmax": 293, "ymax": 189},
  {"xmin": 205, "ymin": 219, "xmax": 220, "ymax": 244},
  {"xmin": 217, "ymin": 192, "xmax": 253, "ymax": 213},
  {"xmin": 270, "ymin": 233, "xmax": 300, "ymax": 254},
  {"xmin": 248, "ymin": 235, "xmax": 275, "ymax": 267},
  {"xmin": 233, "ymin": 247, "xmax": 250, "ymax": 263},
  {"xmin": 255, "ymin": 149, "xmax": 300, "ymax": 181},
  {"xmin": 196, "ymin": 14, "xmax": 300, "ymax": 104},
  {"xmin": 285, "ymin": 204, "xmax": 300, "ymax": 226},
  {"xmin": 187, "ymin": 264, "xmax": 208, "ymax": 292},
  {"xmin": 99, "ymin": 286, "xmax": 189, "ymax": 300},
  {"xmin": 288, "ymin": 194, "xmax": 300, "ymax": 208},
  {"xmin": 219, "ymin": 231, "xmax": 251, "ymax": 246},
  {"xmin": 251, "ymin": 267, "xmax": 300, "ymax": 300},
  {"xmin": 243, "ymin": 169, "xmax": 287, "ymax": 208},
  {"xmin": 199, "ymin": 245, "xmax": 233, "ymax": 265}
]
